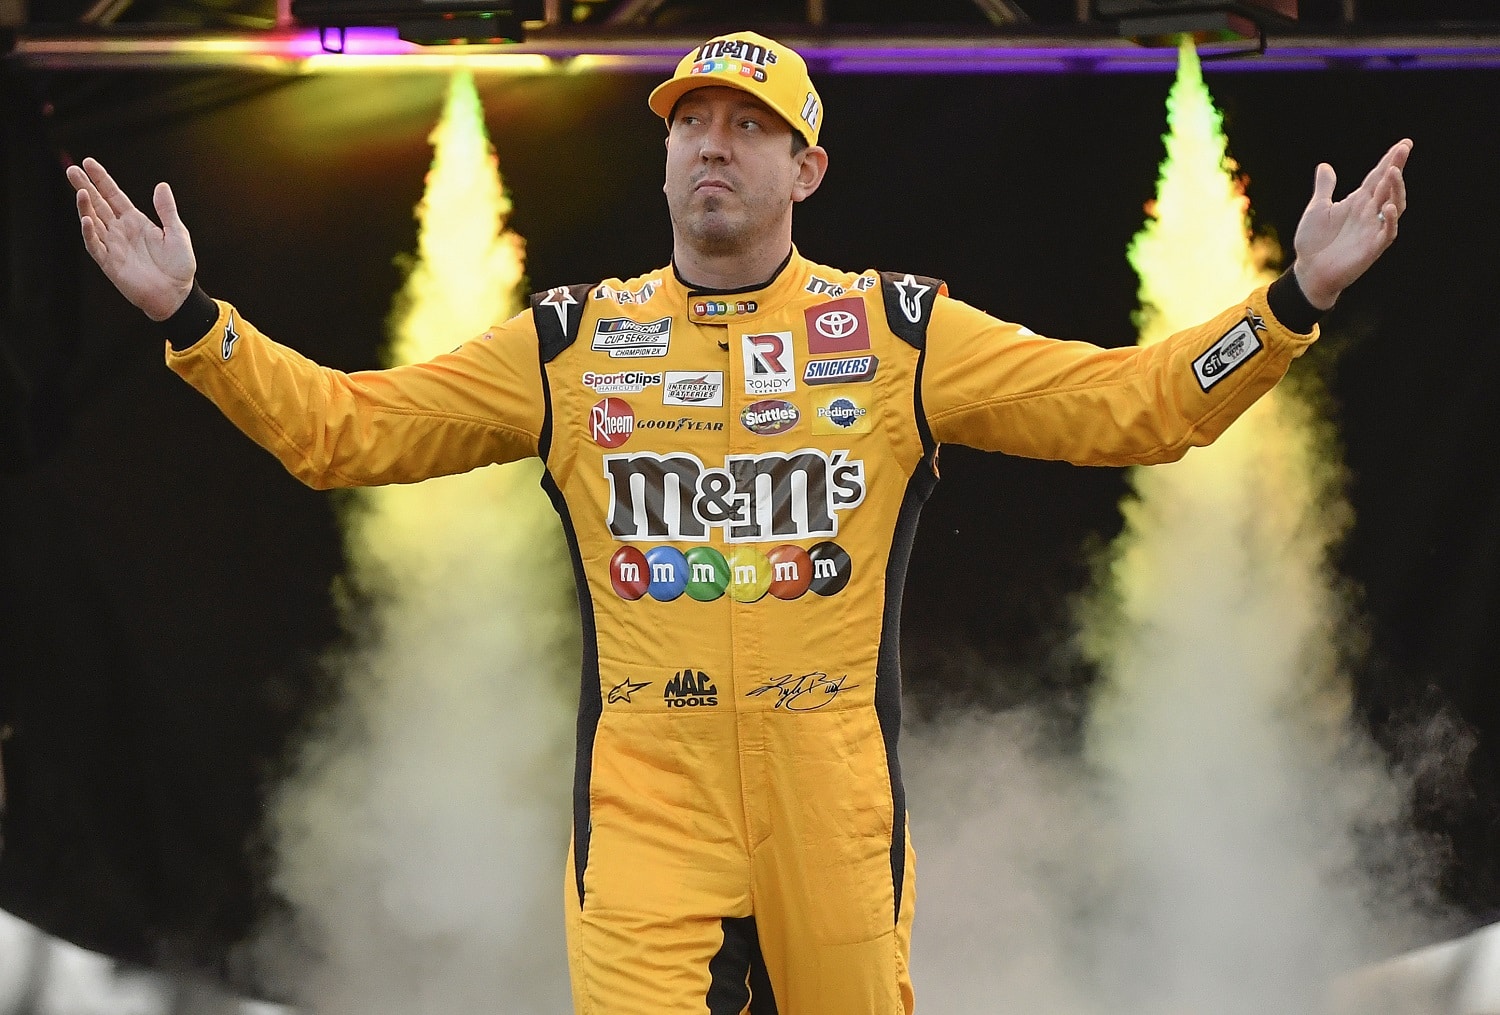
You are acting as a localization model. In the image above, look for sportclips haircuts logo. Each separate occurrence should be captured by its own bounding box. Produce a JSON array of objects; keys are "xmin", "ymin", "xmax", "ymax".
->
[
  {"xmin": 603, "ymin": 449, "xmax": 864, "ymax": 543},
  {"xmin": 610, "ymin": 541, "xmax": 851, "ymax": 603}
]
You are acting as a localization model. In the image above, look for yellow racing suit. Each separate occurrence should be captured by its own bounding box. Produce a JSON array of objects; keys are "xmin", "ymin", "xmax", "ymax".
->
[{"xmin": 164, "ymin": 247, "xmax": 1317, "ymax": 1014}]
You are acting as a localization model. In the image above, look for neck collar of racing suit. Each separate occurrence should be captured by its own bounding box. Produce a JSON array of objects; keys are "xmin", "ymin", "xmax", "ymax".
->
[{"xmin": 673, "ymin": 247, "xmax": 804, "ymax": 325}]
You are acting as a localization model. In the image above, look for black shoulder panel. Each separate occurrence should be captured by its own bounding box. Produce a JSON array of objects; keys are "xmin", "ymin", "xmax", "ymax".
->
[
  {"xmin": 528, "ymin": 283, "xmax": 594, "ymax": 364},
  {"xmin": 878, "ymin": 272, "xmax": 944, "ymax": 350}
]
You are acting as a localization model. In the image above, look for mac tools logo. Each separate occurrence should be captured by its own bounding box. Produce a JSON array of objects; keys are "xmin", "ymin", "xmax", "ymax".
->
[
  {"xmin": 742, "ymin": 332, "xmax": 796, "ymax": 395},
  {"xmin": 663, "ymin": 669, "xmax": 718, "ymax": 707},
  {"xmin": 804, "ymin": 296, "xmax": 871, "ymax": 354}
]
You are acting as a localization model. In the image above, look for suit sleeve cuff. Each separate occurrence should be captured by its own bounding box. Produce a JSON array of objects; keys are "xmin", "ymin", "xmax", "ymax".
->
[
  {"xmin": 162, "ymin": 283, "xmax": 221, "ymax": 351},
  {"xmin": 1266, "ymin": 266, "xmax": 1322, "ymax": 336}
]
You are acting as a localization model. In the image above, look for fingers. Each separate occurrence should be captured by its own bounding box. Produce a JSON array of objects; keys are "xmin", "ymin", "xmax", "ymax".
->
[
  {"xmin": 68, "ymin": 160, "xmax": 116, "ymax": 229},
  {"xmin": 80, "ymin": 156, "xmax": 137, "ymax": 222},
  {"xmin": 1308, "ymin": 162, "xmax": 1336, "ymax": 209},
  {"xmin": 153, "ymin": 181, "xmax": 186, "ymax": 238}
]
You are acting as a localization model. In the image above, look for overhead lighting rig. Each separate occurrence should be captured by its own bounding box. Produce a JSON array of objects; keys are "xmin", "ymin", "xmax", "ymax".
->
[
  {"xmin": 1094, "ymin": 0, "xmax": 1297, "ymax": 55},
  {"xmin": 289, "ymin": 0, "xmax": 539, "ymax": 47}
]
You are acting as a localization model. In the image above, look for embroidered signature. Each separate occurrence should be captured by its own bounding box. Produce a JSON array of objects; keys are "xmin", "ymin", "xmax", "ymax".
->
[{"xmin": 746, "ymin": 672, "xmax": 858, "ymax": 712}]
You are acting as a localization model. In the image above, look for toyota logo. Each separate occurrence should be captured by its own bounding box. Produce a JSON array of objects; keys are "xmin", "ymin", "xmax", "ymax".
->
[{"xmin": 815, "ymin": 310, "xmax": 859, "ymax": 339}]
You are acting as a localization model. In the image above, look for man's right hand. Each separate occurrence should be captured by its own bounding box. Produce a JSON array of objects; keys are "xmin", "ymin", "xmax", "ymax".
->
[{"xmin": 66, "ymin": 157, "xmax": 197, "ymax": 322}]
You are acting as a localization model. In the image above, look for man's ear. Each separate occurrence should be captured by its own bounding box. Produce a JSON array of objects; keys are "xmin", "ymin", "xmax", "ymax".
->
[{"xmin": 792, "ymin": 146, "xmax": 829, "ymax": 204}]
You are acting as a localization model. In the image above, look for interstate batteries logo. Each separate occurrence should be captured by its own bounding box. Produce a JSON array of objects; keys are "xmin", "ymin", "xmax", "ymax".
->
[
  {"xmin": 592, "ymin": 317, "xmax": 671, "ymax": 358},
  {"xmin": 663, "ymin": 371, "xmax": 724, "ymax": 407},
  {"xmin": 609, "ymin": 541, "xmax": 851, "ymax": 603}
]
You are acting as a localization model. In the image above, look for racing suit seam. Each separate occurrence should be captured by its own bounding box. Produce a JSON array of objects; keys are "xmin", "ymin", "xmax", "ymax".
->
[
  {"xmin": 208, "ymin": 358, "xmax": 361, "ymax": 488},
  {"xmin": 925, "ymin": 347, "xmax": 1284, "ymax": 464}
]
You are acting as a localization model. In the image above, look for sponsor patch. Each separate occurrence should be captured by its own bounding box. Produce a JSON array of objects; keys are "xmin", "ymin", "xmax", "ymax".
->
[
  {"xmin": 609, "ymin": 542, "xmax": 851, "ymax": 603},
  {"xmin": 592, "ymin": 279, "xmax": 660, "ymax": 306},
  {"xmin": 804, "ymin": 355, "xmax": 877, "ymax": 385},
  {"xmin": 742, "ymin": 332, "xmax": 796, "ymax": 395},
  {"xmin": 607, "ymin": 677, "xmax": 650, "ymax": 703},
  {"xmin": 892, "ymin": 274, "xmax": 931, "ymax": 325},
  {"xmin": 582, "ymin": 369, "xmax": 662, "ymax": 395},
  {"xmin": 741, "ymin": 399, "xmax": 800, "ymax": 436},
  {"xmin": 663, "ymin": 370, "xmax": 725, "ymax": 407},
  {"xmin": 221, "ymin": 312, "xmax": 240, "ymax": 360},
  {"xmin": 805, "ymin": 275, "xmax": 845, "ymax": 298},
  {"xmin": 804, "ymin": 296, "xmax": 871, "ymax": 354},
  {"xmin": 590, "ymin": 397, "xmax": 635, "ymax": 448},
  {"xmin": 663, "ymin": 669, "xmax": 718, "ymax": 708},
  {"xmin": 592, "ymin": 316, "xmax": 672, "ymax": 359},
  {"xmin": 692, "ymin": 299, "xmax": 758, "ymax": 322},
  {"xmin": 1193, "ymin": 317, "xmax": 1263, "ymax": 391},
  {"xmin": 813, "ymin": 394, "xmax": 872, "ymax": 435},
  {"xmin": 603, "ymin": 448, "xmax": 865, "ymax": 543},
  {"xmin": 635, "ymin": 417, "xmax": 725, "ymax": 434}
]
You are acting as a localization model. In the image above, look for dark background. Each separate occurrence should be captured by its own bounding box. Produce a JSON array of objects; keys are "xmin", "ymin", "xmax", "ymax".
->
[{"xmin": 2, "ymin": 51, "xmax": 1499, "ymax": 987}]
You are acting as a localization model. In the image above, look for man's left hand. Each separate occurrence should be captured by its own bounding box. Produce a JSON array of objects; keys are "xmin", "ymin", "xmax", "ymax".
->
[{"xmin": 1292, "ymin": 138, "xmax": 1412, "ymax": 311}]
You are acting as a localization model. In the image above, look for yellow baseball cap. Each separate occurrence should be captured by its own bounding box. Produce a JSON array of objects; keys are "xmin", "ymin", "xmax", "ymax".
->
[{"xmin": 648, "ymin": 31, "xmax": 823, "ymax": 147}]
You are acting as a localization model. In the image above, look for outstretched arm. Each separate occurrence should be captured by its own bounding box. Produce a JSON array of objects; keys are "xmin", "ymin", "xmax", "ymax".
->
[
  {"xmin": 66, "ymin": 157, "xmax": 196, "ymax": 322},
  {"xmin": 1291, "ymin": 138, "xmax": 1412, "ymax": 310}
]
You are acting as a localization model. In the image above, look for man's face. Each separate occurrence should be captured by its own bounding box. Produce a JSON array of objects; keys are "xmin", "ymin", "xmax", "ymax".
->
[{"xmin": 663, "ymin": 86, "xmax": 805, "ymax": 256}]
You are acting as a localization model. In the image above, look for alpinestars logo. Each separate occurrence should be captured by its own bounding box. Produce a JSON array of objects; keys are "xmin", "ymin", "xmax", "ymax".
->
[
  {"xmin": 221, "ymin": 312, "xmax": 240, "ymax": 360},
  {"xmin": 893, "ymin": 274, "xmax": 930, "ymax": 324},
  {"xmin": 1193, "ymin": 317, "xmax": 1264, "ymax": 391},
  {"xmin": 664, "ymin": 669, "xmax": 718, "ymax": 708}
]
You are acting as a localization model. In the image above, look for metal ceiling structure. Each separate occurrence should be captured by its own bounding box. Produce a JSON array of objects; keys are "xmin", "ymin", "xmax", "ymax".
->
[{"xmin": 5, "ymin": 1, "xmax": 1500, "ymax": 73}]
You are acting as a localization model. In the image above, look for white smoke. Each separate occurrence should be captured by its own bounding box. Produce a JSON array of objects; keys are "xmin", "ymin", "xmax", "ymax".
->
[
  {"xmin": 906, "ymin": 43, "xmax": 1457, "ymax": 1015},
  {"xmin": 253, "ymin": 71, "xmax": 576, "ymax": 1015}
]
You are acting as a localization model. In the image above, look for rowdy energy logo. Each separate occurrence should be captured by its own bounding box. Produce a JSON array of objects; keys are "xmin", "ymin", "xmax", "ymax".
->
[
  {"xmin": 609, "ymin": 541, "xmax": 852, "ymax": 603},
  {"xmin": 742, "ymin": 332, "xmax": 796, "ymax": 395},
  {"xmin": 603, "ymin": 448, "xmax": 865, "ymax": 542}
]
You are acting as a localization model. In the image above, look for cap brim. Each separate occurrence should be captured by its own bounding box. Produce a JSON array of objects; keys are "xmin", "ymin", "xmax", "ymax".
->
[{"xmin": 647, "ymin": 76, "xmax": 813, "ymax": 146}]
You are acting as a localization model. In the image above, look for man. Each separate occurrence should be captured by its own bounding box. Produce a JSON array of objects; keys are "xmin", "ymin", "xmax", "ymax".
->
[{"xmin": 68, "ymin": 29, "xmax": 1410, "ymax": 1015}]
